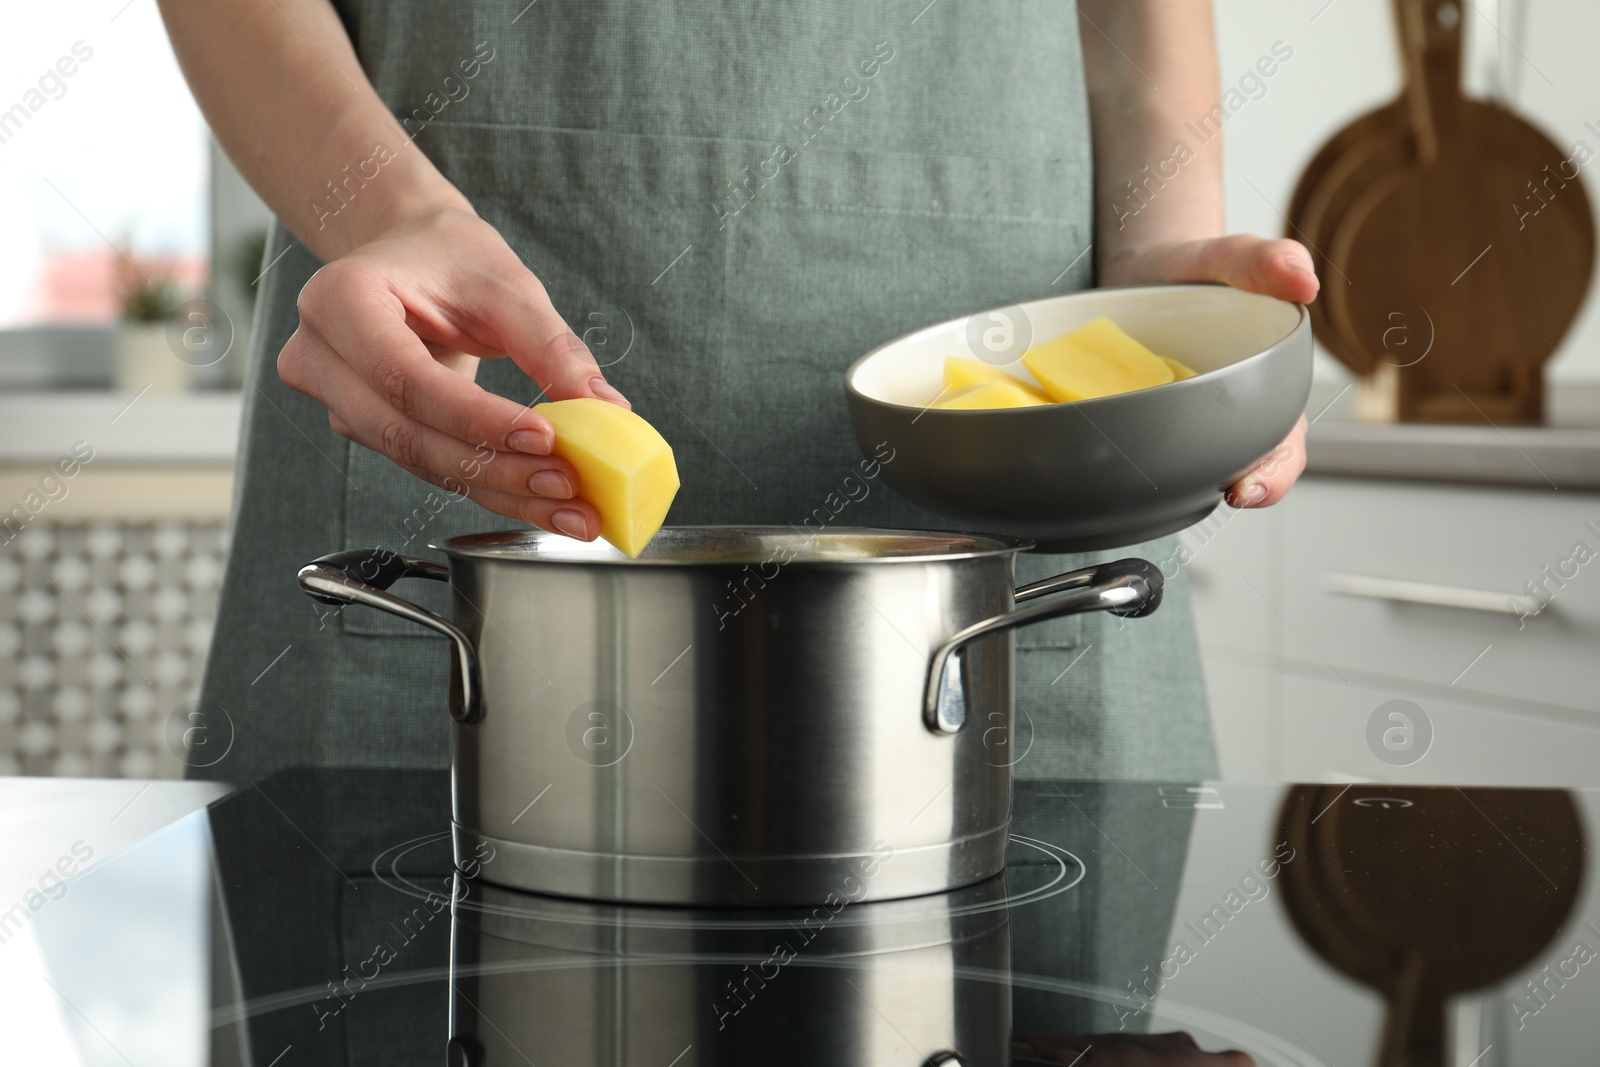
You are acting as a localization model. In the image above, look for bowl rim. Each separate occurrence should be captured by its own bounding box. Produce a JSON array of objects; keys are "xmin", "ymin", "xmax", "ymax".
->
[{"xmin": 845, "ymin": 282, "xmax": 1310, "ymax": 415}]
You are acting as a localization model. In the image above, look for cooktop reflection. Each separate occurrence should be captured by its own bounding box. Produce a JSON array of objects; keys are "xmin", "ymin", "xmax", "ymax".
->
[{"xmin": 20, "ymin": 770, "xmax": 1600, "ymax": 1066}]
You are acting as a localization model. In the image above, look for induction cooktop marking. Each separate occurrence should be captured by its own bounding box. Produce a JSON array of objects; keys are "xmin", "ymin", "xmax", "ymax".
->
[
  {"xmin": 1054, "ymin": 784, "xmax": 1158, "ymax": 891},
  {"xmin": 1463, "ymin": 1047, "xmax": 1493, "ymax": 1067},
  {"xmin": 219, "ymin": 955, "xmax": 1320, "ymax": 1065},
  {"xmin": 663, "ymin": 1045, "xmax": 693, "ymax": 1067},
  {"xmin": 265, "ymin": 1045, "xmax": 292, "ymax": 1067},
  {"xmin": 1351, "ymin": 796, "xmax": 1413, "ymax": 810},
  {"xmin": 371, "ymin": 833, "xmax": 1086, "ymax": 929},
  {"xmin": 1158, "ymin": 786, "xmax": 1224, "ymax": 810}
]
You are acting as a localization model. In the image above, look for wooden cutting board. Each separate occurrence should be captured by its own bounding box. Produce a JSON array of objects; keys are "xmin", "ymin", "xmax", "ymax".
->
[
  {"xmin": 1276, "ymin": 785, "xmax": 1583, "ymax": 1067},
  {"xmin": 1288, "ymin": 101, "xmax": 1410, "ymax": 375},
  {"xmin": 1293, "ymin": 0, "xmax": 1594, "ymax": 422}
]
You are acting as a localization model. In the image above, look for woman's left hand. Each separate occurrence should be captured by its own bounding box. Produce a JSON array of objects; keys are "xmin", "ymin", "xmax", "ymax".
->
[{"xmin": 1101, "ymin": 235, "xmax": 1319, "ymax": 508}]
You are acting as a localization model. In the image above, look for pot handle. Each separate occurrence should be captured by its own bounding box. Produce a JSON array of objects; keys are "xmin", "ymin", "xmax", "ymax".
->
[
  {"xmin": 923, "ymin": 558, "xmax": 1163, "ymax": 735},
  {"xmin": 296, "ymin": 548, "xmax": 483, "ymax": 724}
]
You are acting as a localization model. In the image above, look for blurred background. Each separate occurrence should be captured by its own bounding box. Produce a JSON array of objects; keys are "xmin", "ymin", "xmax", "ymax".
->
[{"xmin": 1, "ymin": 0, "xmax": 1595, "ymax": 781}]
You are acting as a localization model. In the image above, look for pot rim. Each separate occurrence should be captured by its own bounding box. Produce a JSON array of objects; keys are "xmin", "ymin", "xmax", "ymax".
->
[{"xmin": 432, "ymin": 525, "xmax": 1034, "ymax": 566}]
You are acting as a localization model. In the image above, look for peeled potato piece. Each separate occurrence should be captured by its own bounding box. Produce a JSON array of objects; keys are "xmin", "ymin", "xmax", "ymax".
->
[
  {"xmin": 941, "ymin": 356, "xmax": 1051, "ymax": 402},
  {"xmin": 934, "ymin": 380, "xmax": 1049, "ymax": 410},
  {"xmin": 533, "ymin": 398, "xmax": 680, "ymax": 557},
  {"xmin": 1162, "ymin": 356, "xmax": 1198, "ymax": 380},
  {"xmin": 1022, "ymin": 316, "xmax": 1174, "ymax": 402}
]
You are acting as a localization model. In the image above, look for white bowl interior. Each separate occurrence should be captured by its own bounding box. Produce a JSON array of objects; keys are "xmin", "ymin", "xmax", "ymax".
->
[{"xmin": 849, "ymin": 285, "xmax": 1303, "ymax": 407}]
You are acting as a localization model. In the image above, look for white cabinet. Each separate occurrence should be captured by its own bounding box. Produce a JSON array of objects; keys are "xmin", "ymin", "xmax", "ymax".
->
[{"xmin": 1189, "ymin": 477, "xmax": 1600, "ymax": 784}]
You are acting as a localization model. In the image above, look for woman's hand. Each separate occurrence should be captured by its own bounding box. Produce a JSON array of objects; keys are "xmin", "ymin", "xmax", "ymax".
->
[
  {"xmin": 277, "ymin": 206, "xmax": 630, "ymax": 540},
  {"xmin": 159, "ymin": 0, "xmax": 622, "ymax": 538},
  {"xmin": 1101, "ymin": 235, "xmax": 1318, "ymax": 508}
]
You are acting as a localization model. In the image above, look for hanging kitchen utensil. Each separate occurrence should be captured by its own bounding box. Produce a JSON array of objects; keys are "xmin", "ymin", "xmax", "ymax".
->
[
  {"xmin": 1287, "ymin": 100, "xmax": 1411, "ymax": 375},
  {"xmin": 1276, "ymin": 784, "xmax": 1584, "ymax": 1067},
  {"xmin": 1323, "ymin": 0, "xmax": 1594, "ymax": 423}
]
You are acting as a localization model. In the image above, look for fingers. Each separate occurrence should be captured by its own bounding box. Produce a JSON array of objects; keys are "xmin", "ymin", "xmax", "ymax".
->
[
  {"xmin": 1124, "ymin": 235, "xmax": 1321, "ymax": 305},
  {"xmin": 1198, "ymin": 235, "xmax": 1320, "ymax": 304},
  {"xmin": 297, "ymin": 261, "xmax": 560, "ymax": 456},
  {"xmin": 281, "ymin": 214, "xmax": 625, "ymax": 542},
  {"xmin": 474, "ymin": 271, "xmax": 633, "ymax": 409},
  {"xmin": 1227, "ymin": 413, "xmax": 1307, "ymax": 508},
  {"xmin": 396, "ymin": 465, "xmax": 600, "ymax": 540},
  {"xmin": 278, "ymin": 327, "xmax": 599, "ymax": 529}
]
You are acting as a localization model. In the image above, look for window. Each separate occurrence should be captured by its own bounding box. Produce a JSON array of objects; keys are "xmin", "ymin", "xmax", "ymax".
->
[{"xmin": 0, "ymin": 3, "xmax": 208, "ymax": 329}]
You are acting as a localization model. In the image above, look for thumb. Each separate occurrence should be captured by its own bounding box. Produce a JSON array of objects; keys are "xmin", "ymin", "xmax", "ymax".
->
[{"xmin": 1133, "ymin": 235, "xmax": 1321, "ymax": 305}]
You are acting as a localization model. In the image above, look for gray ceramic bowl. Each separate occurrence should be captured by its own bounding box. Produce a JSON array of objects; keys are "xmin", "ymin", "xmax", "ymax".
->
[{"xmin": 845, "ymin": 284, "xmax": 1313, "ymax": 552}]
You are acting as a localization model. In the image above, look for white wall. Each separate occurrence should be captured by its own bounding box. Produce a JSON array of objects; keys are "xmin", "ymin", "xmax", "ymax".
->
[{"xmin": 1213, "ymin": 0, "xmax": 1600, "ymax": 403}]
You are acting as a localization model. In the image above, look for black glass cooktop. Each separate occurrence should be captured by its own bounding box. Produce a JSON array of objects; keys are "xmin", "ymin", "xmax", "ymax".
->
[{"xmin": 17, "ymin": 770, "xmax": 1600, "ymax": 1065}]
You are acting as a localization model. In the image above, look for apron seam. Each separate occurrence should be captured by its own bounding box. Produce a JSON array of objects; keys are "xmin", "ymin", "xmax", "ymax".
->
[
  {"xmin": 762, "ymin": 203, "xmax": 1083, "ymax": 225},
  {"xmin": 420, "ymin": 117, "xmax": 1087, "ymax": 167}
]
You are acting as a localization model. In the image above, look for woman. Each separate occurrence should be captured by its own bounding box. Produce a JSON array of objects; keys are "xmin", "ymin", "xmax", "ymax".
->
[{"xmin": 158, "ymin": 0, "xmax": 1313, "ymax": 784}]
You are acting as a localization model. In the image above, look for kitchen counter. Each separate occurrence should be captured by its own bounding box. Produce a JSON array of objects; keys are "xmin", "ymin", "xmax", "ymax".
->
[
  {"xmin": 4, "ymin": 767, "xmax": 1597, "ymax": 1064},
  {"xmin": 1306, "ymin": 418, "xmax": 1600, "ymax": 491},
  {"xmin": 0, "ymin": 777, "xmax": 229, "ymax": 904}
]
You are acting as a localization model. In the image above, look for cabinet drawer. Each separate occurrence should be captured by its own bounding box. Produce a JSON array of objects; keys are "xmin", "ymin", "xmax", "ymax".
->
[
  {"xmin": 1280, "ymin": 479, "xmax": 1600, "ymax": 712},
  {"xmin": 1280, "ymin": 672, "xmax": 1600, "ymax": 786}
]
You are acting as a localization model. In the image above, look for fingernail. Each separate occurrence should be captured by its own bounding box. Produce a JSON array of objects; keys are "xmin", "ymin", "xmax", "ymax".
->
[
  {"xmin": 1236, "ymin": 482, "xmax": 1269, "ymax": 507},
  {"xmin": 1282, "ymin": 254, "xmax": 1313, "ymax": 275},
  {"xmin": 589, "ymin": 377, "xmax": 631, "ymax": 408},
  {"xmin": 529, "ymin": 471, "xmax": 573, "ymax": 498},
  {"xmin": 507, "ymin": 428, "xmax": 552, "ymax": 455},
  {"xmin": 552, "ymin": 509, "xmax": 590, "ymax": 539}
]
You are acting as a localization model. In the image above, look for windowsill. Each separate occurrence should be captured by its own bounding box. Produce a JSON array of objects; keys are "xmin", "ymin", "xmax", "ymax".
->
[{"xmin": 0, "ymin": 391, "xmax": 242, "ymax": 464}]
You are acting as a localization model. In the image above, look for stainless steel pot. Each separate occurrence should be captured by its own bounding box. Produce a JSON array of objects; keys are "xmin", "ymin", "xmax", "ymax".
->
[
  {"xmin": 298, "ymin": 527, "xmax": 1160, "ymax": 906},
  {"xmin": 447, "ymin": 875, "xmax": 1012, "ymax": 1067}
]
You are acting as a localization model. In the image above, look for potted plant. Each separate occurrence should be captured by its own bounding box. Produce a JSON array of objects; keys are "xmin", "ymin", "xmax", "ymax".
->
[{"xmin": 113, "ymin": 254, "xmax": 187, "ymax": 395}]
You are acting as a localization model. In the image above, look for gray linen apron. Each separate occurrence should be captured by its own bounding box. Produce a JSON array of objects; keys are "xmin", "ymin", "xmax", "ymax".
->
[{"xmin": 194, "ymin": 0, "xmax": 1217, "ymax": 787}]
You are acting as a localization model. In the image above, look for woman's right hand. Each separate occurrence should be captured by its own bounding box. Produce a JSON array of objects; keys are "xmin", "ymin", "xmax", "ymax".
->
[{"xmin": 276, "ymin": 205, "xmax": 628, "ymax": 541}]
